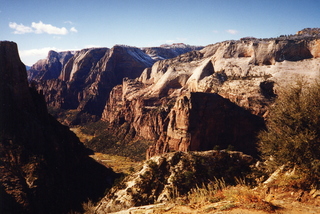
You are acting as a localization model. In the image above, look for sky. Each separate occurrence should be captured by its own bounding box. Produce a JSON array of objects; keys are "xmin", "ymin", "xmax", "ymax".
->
[{"xmin": 1, "ymin": 0, "xmax": 319, "ymax": 66}]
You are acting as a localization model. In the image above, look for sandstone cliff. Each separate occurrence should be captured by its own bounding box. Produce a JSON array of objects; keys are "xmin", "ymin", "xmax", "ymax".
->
[
  {"xmin": 0, "ymin": 41, "xmax": 117, "ymax": 214},
  {"xmin": 101, "ymin": 82, "xmax": 264, "ymax": 159},
  {"xmin": 139, "ymin": 36, "xmax": 320, "ymax": 112},
  {"xmin": 99, "ymin": 34, "xmax": 320, "ymax": 158},
  {"xmin": 28, "ymin": 44, "xmax": 202, "ymax": 124},
  {"xmin": 95, "ymin": 150, "xmax": 254, "ymax": 213}
]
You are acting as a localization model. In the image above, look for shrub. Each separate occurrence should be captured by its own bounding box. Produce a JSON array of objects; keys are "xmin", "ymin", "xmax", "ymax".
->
[{"xmin": 258, "ymin": 77, "xmax": 320, "ymax": 182}]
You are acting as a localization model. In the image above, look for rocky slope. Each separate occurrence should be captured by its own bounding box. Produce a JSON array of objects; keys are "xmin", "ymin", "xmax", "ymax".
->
[
  {"xmin": 95, "ymin": 150, "xmax": 254, "ymax": 213},
  {"xmin": 28, "ymin": 44, "xmax": 203, "ymax": 124},
  {"xmin": 99, "ymin": 33, "xmax": 320, "ymax": 158},
  {"xmin": 0, "ymin": 41, "xmax": 117, "ymax": 214}
]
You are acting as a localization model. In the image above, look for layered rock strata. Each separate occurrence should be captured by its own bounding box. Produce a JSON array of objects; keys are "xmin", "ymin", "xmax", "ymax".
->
[
  {"xmin": 102, "ymin": 81, "xmax": 265, "ymax": 158},
  {"xmin": 101, "ymin": 35, "xmax": 320, "ymax": 158},
  {"xmin": 0, "ymin": 41, "xmax": 117, "ymax": 214},
  {"xmin": 28, "ymin": 44, "xmax": 202, "ymax": 123}
]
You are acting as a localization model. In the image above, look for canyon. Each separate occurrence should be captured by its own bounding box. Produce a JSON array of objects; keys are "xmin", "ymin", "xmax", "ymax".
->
[
  {"xmin": 27, "ymin": 44, "xmax": 203, "ymax": 124},
  {"xmin": 2, "ymin": 28, "xmax": 320, "ymax": 213},
  {"xmin": 27, "ymin": 31, "xmax": 320, "ymax": 159}
]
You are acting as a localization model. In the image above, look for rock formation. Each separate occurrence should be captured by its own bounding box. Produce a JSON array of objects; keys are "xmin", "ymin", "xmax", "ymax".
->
[
  {"xmin": 27, "ymin": 50, "xmax": 74, "ymax": 81},
  {"xmin": 101, "ymin": 82, "xmax": 264, "ymax": 158},
  {"xmin": 0, "ymin": 41, "xmax": 117, "ymax": 214},
  {"xmin": 142, "ymin": 43, "xmax": 203, "ymax": 61},
  {"xmin": 95, "ymin": 150, "xmax": 254, "ymax": 213},
  {"xmin": 28, "ymin": 44, "xmax": 203, "ymax": 124},
  {"xmin": 26, "ymin": 31, "xmax": 320, "ymax": 159},
  {"xmin": 99, "ymin": 34, "xmax": 320, "ymax": 158}
]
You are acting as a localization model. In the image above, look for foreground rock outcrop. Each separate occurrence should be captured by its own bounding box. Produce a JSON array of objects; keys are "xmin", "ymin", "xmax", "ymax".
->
[
  {"xmin": 0, "ymin": 41, "xmax": 117, "ymax": 214},
  {"xmin": 95, "ymin": 150, "xmax": 254, "ymax": 213}
]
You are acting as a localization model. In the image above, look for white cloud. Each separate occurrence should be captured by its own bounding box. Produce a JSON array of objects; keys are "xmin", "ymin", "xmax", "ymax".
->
[
  {"xmin": 212, "ymin": 30, "xmax": 219, "ymax": 34},
  {"xmin": 9, "ymin": 22, "xmax": 33, "ymax": 34},
  {"xmin": 9, "ymin": 21, "xmax": 74, "ymax": 35},
  {"xmin": 70, "ymin": 27, "xmax": 78, "ymax": 33},
  {"xmin": 31, "ymin": 21, "xmax": 68, "ymax": 35},
  {"xmin": 226, "ymin": 29, "xmax": 239, "ymax": 35}
]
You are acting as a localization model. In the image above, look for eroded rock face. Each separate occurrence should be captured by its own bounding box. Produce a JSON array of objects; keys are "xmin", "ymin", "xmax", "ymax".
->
[
  {"xmin": 101, "ymin": 84, "xmax": 264, "ymax": 159},
  {"xmin": 28, "ymin": 45, "xmax": 202, "ymax": 124},
  {"xmin": 139, "ymin": 37, "xmax": 320, "ymax": 113},
  {"xmin": 99, "ymin": 35, "xmax": 320, "ymax": 159},
  {"xmin": 148, "ymin": 92, "xmax": 265, "ymax": 158},
  {"xmin": 95, "ymin": 150, "xmax": 254, "ymax": 213},
  {"xmin": 0, "ymin": 41, "xmax": 117, "ymax": 214}
]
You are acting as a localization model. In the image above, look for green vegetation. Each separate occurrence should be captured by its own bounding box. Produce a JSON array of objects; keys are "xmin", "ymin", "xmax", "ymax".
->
[
  {"xmin": 80, "ymin": 121, "xmax": 152, "ymax": 161},
  {"xmin": 259, "ymin": 77, "xmax": 320, "ymax": 185}
]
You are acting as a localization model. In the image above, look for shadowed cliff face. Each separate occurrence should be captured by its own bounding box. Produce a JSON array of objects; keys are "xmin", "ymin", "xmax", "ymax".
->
[
  {"xmin": 0, "ymin": 41, "xmax": 117, "ymax": 214},
  {"xmin": 149, "ymin": 92, "xmax": 265, "ymax": 157},
  {"xmin": 100, "ymin": 83, "xmax": 264, "ymax": 159}
]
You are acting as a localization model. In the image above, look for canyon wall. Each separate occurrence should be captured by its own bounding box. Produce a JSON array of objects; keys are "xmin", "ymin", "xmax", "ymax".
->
[
  {"xmin": 0, "ymin": 41, "xmax": 117, "ymax": 214},
  {"xmin": 100, "ymin": 35, "xmax": 320, "ymax": 158},
  {"xmin": 27, "ymin": 32, "xmax": 320, "ymax": 159},
  {"xmin": 28, "ymin": 44, "xmax": 203, "ymax": 124}
]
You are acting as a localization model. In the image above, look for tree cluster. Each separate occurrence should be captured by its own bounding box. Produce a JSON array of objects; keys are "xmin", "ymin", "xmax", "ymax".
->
[{"xmin": 259, "ymin": 77, "xmax": 320, "ymax": 181}]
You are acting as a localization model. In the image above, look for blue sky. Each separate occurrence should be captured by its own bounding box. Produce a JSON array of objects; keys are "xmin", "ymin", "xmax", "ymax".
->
[{"xmin": 1, "ymin": 0, "xmax": 319, "ymax": 65}]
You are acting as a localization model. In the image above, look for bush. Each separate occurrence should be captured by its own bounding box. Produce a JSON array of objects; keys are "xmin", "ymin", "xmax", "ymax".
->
[{"xmin": 259, "ymin": 77, "xmax": 320, "ymax": 181}]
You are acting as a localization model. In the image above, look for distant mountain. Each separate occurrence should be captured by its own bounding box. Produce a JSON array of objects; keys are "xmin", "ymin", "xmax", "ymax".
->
[
  {"xmin": 28, "ymin": 44, "xmax": 203, "ymax": 124},
  {"xmin": 27, "ymin": 31, "xmax": 320, "ymax": 160},
  {"xmin": 142, "ymin": 43, "xmax": 203, "ymax": 61},
  {"xmin": 27, "ymin": 50, "xmax": 74, "ymax": 81}
]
